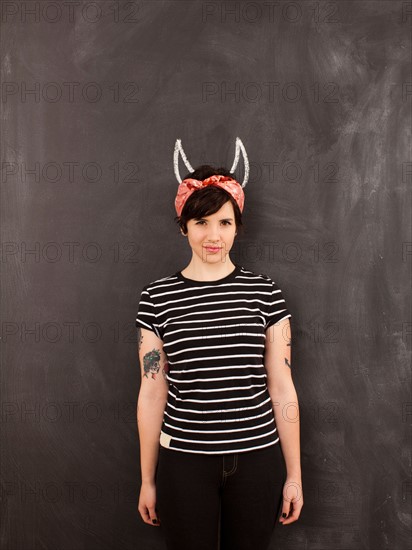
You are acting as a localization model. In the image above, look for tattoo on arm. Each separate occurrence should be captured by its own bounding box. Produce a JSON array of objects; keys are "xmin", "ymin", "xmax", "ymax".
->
[
  {"xmin": 285, "ymin": 330, "xmax": 291, "ymax": 367},
  {"xmin": 139, "ymin": 330, "xmax": 169, "ymax": 382},
  {"xmin": 143, "ymin": 349, "xmax": 161, "ymax": 379}
]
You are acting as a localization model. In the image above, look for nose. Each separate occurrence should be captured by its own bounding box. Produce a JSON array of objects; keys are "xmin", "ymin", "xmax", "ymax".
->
[
  {"xmin": 207, "ymin": 228, "xmax": 221, "ymax": 240},
  {"xmin": 208, "ymin": 233, "xmax": 219, "ymax": 240}
]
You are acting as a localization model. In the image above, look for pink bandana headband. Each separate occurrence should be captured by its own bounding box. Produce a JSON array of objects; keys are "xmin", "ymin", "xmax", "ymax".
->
[{"xmin": 175, "ymin": 174, "xmax": 245, "ymax": 217}]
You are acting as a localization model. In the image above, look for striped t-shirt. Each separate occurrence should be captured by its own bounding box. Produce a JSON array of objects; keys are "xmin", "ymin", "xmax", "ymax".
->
[{"xmin": 135, "ymin": 263, "xmax": 292, "ymax": 455}]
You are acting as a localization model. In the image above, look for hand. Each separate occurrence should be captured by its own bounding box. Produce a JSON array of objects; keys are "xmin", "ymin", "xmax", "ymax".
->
[
  {"xmin": 279, "ymin": 476, "xmax": 303, "ymax": 525},
  {"xmin": 138, "ymin": 481, "xmax": 161, "ymax": 526}
]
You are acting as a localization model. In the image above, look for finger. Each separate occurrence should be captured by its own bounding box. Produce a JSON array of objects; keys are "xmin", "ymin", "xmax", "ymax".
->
[
  {"xmin": 278, "ymin": 498, "xmax": 291, "ymax": 522},
  {"xmin": 281, "ymin": 504, "xmax": 301, "ymax": 524},
  {"xmin": 138, "ymin": 505, "xmax": 151, "ymax": 524},
  {"xmin": 138, "ymin": 503, "xmax": 160, "ymax": 526},
  {"xmin": 148, "ymin": 506, "xmax": 160, "ymax": 526}
]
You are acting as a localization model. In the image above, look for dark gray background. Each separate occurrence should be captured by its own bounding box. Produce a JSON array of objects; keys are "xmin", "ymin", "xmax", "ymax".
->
[{"xmin": 1, "ymin": 1, "xmax": 411, "ymax": 549}]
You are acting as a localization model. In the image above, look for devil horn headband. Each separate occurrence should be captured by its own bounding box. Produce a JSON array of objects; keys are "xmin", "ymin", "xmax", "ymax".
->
[{"xmin": 173, "ymin": 137, "xmax": 250, "ymax": 187}]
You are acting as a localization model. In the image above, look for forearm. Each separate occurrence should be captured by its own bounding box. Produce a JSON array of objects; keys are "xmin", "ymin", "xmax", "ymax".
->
[
  {"xmin": 269, "ymin": 385, "xmax": 301, "ymax": 478},
  {"xmin": 137, "ymin": 394, "xmax": 167, "ymax": 484}
]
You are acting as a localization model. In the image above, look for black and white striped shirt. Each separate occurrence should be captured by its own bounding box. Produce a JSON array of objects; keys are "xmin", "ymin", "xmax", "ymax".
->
[{"xmin": 136, "ymin": 263, "xmax": 292, "ymax": 455}]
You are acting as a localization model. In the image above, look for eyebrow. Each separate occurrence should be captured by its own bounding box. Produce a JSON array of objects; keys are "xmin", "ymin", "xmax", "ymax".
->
[{"xmin": 195, "ymin": 217, "xmax": 234, "ymax": 221}]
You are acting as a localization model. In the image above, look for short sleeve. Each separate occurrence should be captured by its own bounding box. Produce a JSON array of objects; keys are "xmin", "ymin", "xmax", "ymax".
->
[
  {"xmin": 265, "ymin": 280, "xmax": 292, "ymax": 329},
  {"xmin": 136, "ymin": 285, "xmax": 162, "ymax": 339}
]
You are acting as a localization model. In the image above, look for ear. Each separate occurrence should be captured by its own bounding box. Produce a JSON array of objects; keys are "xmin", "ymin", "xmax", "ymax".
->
[
  {"xmin": 229, "ymin": 137, "xmax": 249, "ymax": 188},
  {"xmin": 174, "ymin": 139, "xmax": 194, "ymax": 183}
]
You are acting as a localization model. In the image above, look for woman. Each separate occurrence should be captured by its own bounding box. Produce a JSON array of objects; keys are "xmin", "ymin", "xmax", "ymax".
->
[{"xmin": 136, "ymin": 163, "xmax": 303, "ymax": 550}]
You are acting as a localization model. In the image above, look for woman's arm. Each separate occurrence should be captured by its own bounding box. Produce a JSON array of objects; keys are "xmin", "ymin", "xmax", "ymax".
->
[
  {"xmin": 264, "ymin": 317, "xmax": 303, "ymax": 524},
  {"xmin": 137, "ymin": 327, "xmax": 169, "ymax": 525}
]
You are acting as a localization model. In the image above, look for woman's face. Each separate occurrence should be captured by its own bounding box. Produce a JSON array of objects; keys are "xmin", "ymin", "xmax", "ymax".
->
[{"xmin": 183, "ymin": 201, "xmax": 237, "ymax": 265}]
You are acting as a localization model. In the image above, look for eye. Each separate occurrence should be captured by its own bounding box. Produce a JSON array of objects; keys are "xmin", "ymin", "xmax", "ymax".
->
[{"xmin": 195, "ymin": 220, "xmax": 232, "ymax": 225}]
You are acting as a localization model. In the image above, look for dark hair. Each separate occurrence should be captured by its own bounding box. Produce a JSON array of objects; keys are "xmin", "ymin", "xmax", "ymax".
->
[{"xmin": 174, "ymin": 165, "xmax": 244, "ymax": 235}]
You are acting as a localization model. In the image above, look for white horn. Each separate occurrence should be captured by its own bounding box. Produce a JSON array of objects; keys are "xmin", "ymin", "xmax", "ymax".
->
[
  {"xmin": 174, "ymin": 139, "xmax": 194, "ymax": 183},
  {"xmin": 230, "ymin": 137, "xmax": 249, "ymax": 188}
]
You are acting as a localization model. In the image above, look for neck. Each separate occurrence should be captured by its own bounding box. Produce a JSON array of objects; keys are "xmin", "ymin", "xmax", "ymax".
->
[{"xmin": 181, "ymin": 257, "xmax": 236, "ymax": 281}]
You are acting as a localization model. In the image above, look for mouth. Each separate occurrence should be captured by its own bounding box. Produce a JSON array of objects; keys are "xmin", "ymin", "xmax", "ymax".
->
[{"xmin": 204, "ymin": 246, "xmax": 222, "ymax": 252}]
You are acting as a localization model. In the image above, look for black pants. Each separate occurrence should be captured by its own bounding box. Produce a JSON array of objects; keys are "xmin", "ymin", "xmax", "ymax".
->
[{"xmin": 155, "ymin": 442, "xmax": 286, "ymax": 550}]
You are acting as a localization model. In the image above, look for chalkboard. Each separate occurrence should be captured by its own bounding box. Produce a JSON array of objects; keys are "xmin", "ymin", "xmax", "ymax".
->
[{"xmin": 1, "ymin": 1, "xmax": 410, "ymax": 549}]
